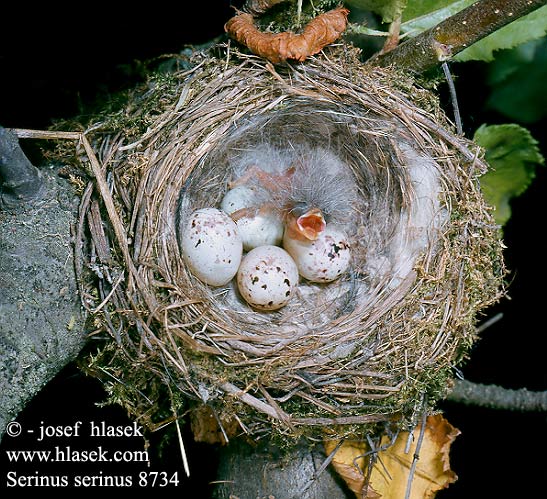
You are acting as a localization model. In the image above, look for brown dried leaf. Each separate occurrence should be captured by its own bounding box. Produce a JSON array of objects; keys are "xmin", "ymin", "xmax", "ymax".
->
[
  {"xmin": 190, "ymin": 405, "xmax": 239, "ymax": 445},
  {"xmin": 325, "ymin": 414, "xmax": 460, "ymax": 499},
  {"xmin": 225, "ymin": 7, "xmax": 350, "ymax": 64}
]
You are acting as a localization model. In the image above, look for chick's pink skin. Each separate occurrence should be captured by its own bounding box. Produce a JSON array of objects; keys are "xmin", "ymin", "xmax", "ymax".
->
[{"xmin": 229, "ymin": 164, "xmax": 295, "ymax": 192}]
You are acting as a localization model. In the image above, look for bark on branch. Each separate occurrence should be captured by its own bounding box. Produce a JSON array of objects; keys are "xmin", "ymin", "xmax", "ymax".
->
[
  {"xmin": 372, "ymin": 0, "xmax": 547, "ymax": 73},
  {"xmin": 447, "ymin": 379, "xmax": 547, "ymax": 412}
]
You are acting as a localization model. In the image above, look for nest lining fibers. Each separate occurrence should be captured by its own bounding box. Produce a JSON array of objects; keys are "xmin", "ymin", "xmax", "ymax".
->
[{"xmin": 77, "ymin": 46, "xmax": 504, "ymax": 439}]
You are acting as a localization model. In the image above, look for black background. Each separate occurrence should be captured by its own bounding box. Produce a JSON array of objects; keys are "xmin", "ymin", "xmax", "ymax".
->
[{"xmin": 1, "ymin": 2, "xmax": 546, "ymax": 497}]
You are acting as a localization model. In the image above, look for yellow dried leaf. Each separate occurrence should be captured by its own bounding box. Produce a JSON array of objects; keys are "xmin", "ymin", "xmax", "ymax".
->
[
  {"xmin": 325, "ymin": 414, "xmax": 460, "ymax": 499},
  {"xmin": 324, "ymin": 439, "xmax": 372, "ymax": 497}
]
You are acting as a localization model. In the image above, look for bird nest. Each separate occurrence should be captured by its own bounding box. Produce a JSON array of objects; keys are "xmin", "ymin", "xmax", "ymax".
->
[{"xmin": 75, "ymin": 46, "xmax": 505, "ymax": 440}]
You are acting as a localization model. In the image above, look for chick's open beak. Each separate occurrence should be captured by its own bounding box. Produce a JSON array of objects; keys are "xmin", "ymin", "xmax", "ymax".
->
[{"xmin": 296, "ymin": 208, "xmax": 326, "ymax": 241}]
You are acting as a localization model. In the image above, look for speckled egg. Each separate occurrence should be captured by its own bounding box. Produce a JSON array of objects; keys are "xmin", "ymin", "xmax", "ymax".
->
[
  {"xmin": 180, "ymin": 208, "xmax": 242, "ymax": 286},
  {"xmin": 237, "ymin": 245, "xmax": 299, "ymax": 311},
  {"xmin": 220, "ymin": 185, "xmax": 257, "ymax": 214},
  {"xmin": 283, "ymin": 224, "xmax": 351, "ymax": 283},
  {"xmin": 221, "ymin": 186, "xmax": 284, "ymax": 251},
  {"xmin": 234, "ymin": 212, "xmax": 284, "ymax": 251}
]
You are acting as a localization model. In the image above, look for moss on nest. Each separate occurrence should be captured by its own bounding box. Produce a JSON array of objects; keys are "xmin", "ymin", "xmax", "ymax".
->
[{"xmin": 73, "ymin": 44, "xmax": 505, "ymax": 442}]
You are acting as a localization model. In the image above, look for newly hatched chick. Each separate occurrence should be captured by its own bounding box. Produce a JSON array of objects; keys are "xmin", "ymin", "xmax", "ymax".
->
[
  {"xmin": 283, "ymin": 146, "xmax": 357, "ymax": 241},
  {"xmin": 221, "ymin": 145, "xmax": 290, "ymax": 250},
  {"xmin": 224, "ymin": 143, "xmax": 357, "ymax": 242}
]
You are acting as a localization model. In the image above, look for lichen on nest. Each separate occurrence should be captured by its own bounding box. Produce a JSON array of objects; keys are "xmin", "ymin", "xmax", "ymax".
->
[{"xmin": 73, "ymin": 44, "xmax": 505, "ymax": 441}]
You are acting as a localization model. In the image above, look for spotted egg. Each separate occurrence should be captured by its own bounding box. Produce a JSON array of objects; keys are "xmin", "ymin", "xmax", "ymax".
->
[
  {"xmin": 221, "ymin": 186, "xmax": 284, "ymax": 251},
  {"xmin": 180, "ymin": 208, "xmax": 243, "ymax": 286},
  {"xmin": 237, "ymin": 245, "xmax": 299, "ymax": 311},
  {"xmin": 220, "ymin": 185, "xmax": 257, "ymax": 214},
  {"xmin": 283, "ymin": 224, "xmax": 351, "ymax": 283}
]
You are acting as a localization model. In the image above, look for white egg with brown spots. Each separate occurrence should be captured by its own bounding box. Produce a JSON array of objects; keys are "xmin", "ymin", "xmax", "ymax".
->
[
  {"xmin": 237, "ymin": 245, "xmax": 299, "ymax": 311},
  {"xmin": 221, "ymin": 186, "xmax": 284, "ymax": 251},
  {"xmin": 180, "ymin": 208, "xmax": 242, "ymax": 286},
  {"xmin": 220, "ymin": 185, "xmax": 257, "ymax": 214},
  {"xmin": 233, "ymin": 212, "xmax": 284, "ymax": 251},
  {"xmin": 283, "ymin": 224, "xmax": 351, "ymax": 283}
]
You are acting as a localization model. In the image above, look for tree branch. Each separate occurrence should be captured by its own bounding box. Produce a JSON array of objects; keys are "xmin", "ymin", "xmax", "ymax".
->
[
  {"xmin": 0, "ymin": 126, "xmax": 45, "ymax": 209},
  {"xmin": 446, "ymin": 379, "xmax": 547, "ymax": 412},
  {"xmin": 372, "ymin": 0, "xmax": 547, "ymax": 73}
]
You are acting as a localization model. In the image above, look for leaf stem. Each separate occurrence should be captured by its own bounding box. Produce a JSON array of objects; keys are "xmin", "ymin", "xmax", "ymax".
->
[
  {"xmin": 404, "ymin": 394, "xmax": 428, "ymax": 499},
  {"xmin": 442, "ymin": 62, "xmax": 463, "ymax": 135}
]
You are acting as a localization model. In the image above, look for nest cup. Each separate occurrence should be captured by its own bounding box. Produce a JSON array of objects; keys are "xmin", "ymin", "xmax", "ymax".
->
[{"xmin": 79, "ymin": 47, "xmax": 505, "ymax": 440}]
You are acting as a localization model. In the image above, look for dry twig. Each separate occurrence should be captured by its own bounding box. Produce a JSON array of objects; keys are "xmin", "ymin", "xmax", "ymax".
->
[{"xmin": 447, "ymin": 380, "xmax": 547, "ymax": 412}]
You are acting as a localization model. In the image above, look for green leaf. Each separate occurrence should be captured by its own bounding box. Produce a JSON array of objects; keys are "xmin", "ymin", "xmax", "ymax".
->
[
  {"xmin": 485, "ymin": 39, "xmax": 547, "ymax": 123},
  {"xmin": 400, "ymin": 0, "xmax": 476, "ymax": 34},
  {"xmin": 402, "ymin": 0, "xmax": 468, "ymax": 21},
  {"xmin": 345, "ymin": 0, "xmax": 408, "ymax": 23},
  {"xmin": 486, "ymin": 40, "xmax": 539, "ymax": 85},
  {"xmin": 474, "ymin": 124, "xmax": 545, "ymax": 226},
  {"xmin": 454, "ymin": 5, "xmax": 547, "ymax": 62}
]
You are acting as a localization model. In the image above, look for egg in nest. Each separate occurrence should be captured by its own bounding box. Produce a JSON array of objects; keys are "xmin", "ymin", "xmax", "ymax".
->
[
  {"xmin": 283, "ymin": 224, "xmax": 351, "ymax": 283},
  {"xmin": 221, "ymin": 185, "xmax": 284, "ymax": 251},
  {"xmin": 180, "ymin": 208, "xmax": 243, "ymax": 286},
  {"xmin": 237, "ymin": 245, "xmax": 299, "ymax": 311}
]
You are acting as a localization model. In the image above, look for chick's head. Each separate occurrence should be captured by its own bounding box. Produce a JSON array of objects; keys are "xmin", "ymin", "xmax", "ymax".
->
[{"xmin": 283, "ymin": 146, "xmax": 358, "ymax": 240}]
